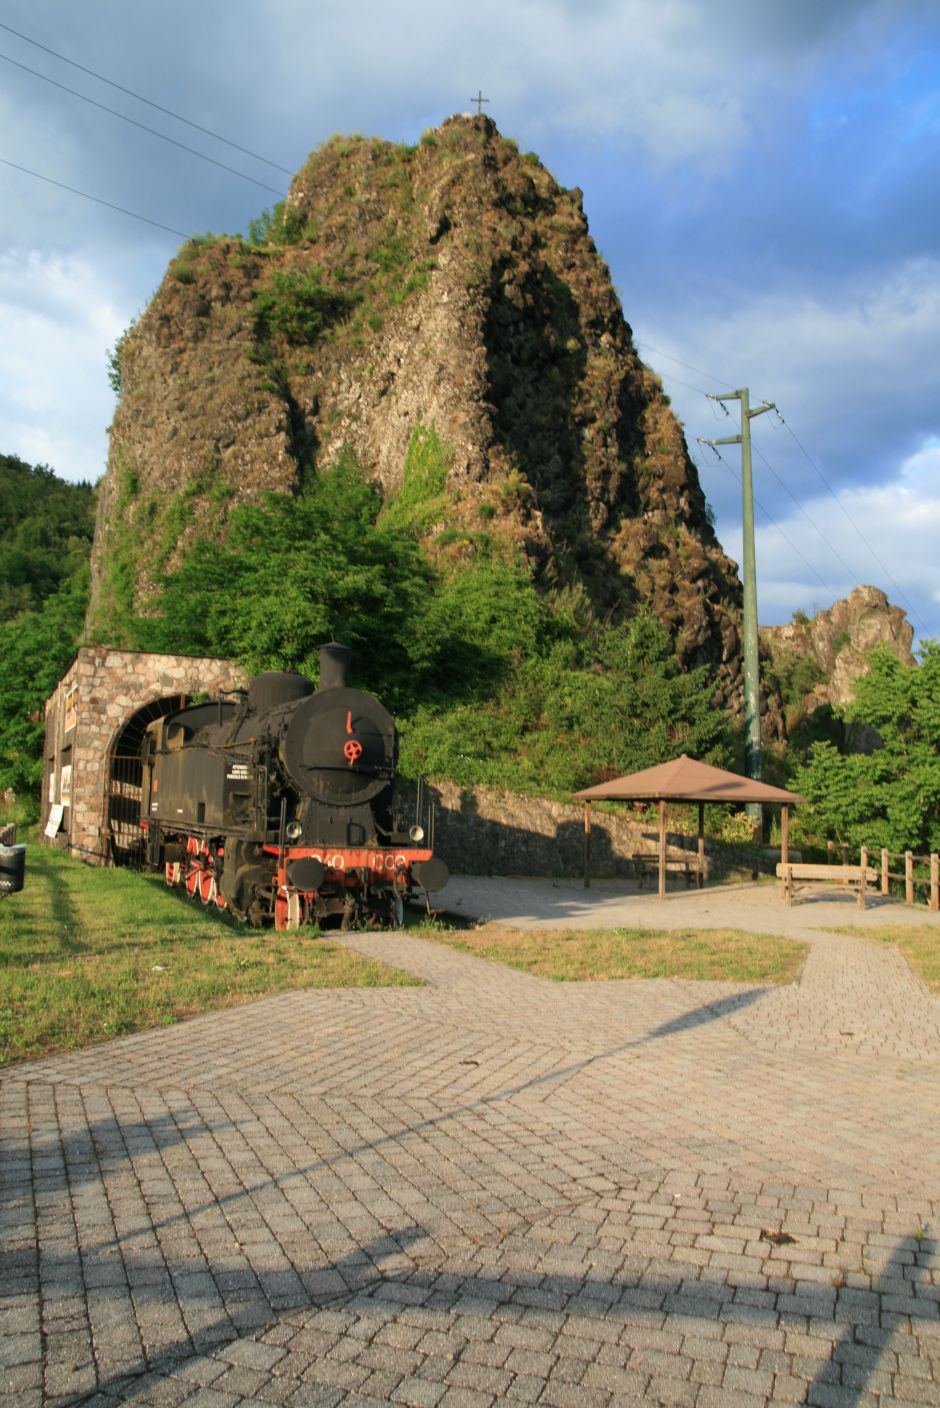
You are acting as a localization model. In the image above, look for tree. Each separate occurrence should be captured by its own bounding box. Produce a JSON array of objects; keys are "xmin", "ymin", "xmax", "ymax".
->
[
  {"xmin": 400, "ymin": 611, "xmax": 731, "ymax": 793},
  {"xmin": 0, "ymin": 573, "xmax": 88, "ymax": 805},
  {"xmin": 141, "ymin": 455, "xmax": 433, "ymax": 713},
  {"xmin": 793, "ymin": 643, "xmax": 940, "ymax": 852}
]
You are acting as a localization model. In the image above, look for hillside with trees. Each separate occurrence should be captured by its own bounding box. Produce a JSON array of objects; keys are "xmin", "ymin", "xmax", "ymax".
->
[{"xmin": 0, "ymin": 455, "xmax": 95, "ymax": 804}]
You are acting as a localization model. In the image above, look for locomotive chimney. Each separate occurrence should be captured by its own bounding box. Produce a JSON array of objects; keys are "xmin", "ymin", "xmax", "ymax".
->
[{"xmin": 318, "ymin": 642, "xmax": 352, "ymax": 691}]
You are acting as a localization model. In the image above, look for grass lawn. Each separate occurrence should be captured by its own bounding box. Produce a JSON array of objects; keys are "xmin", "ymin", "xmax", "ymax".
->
[
  {"xmin": 0, "ymin": 845, "xmax": 419, "ymax": 1067},
  {"xmin": 425, "ymin": 923, "xmax": 807, "ymax": 983},
  {"xmin": 840, "ymin": 924, "xmax": 940, "ymax": 993}
]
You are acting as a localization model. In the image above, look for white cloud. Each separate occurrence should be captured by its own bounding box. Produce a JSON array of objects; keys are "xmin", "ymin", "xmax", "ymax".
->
[
  {"xmin": 0, "ymin": 251, "xmax": 129, "ymax": 482},
  {"xmin": 646, "ymin": 255, "xmax": 940, "ymax": 525},
  {"xmin": 743, "ymin": 443, "xmax": 940, "ymax": 643}
]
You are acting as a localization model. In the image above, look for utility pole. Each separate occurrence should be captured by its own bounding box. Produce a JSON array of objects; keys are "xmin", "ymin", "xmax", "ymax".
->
[{"xmin": 699, "ymin": 388, "xmax": 775, "ymax": 829}]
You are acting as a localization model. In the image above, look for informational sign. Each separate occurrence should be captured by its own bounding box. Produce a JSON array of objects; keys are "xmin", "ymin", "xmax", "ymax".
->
[
  {"xmin": 64, "ymin": 686, "xmax": 78, "ymax": 733},
  {"xmin": 60, "ymin": 764, "xmax": 72, "ymax": 805},
  {"xmin": 48, "ymin": 770, "xmax": 56, "ymax": 804},
  {"xmin": 45, "ymin": 803, "xmax": 64, "ymax": 838}
]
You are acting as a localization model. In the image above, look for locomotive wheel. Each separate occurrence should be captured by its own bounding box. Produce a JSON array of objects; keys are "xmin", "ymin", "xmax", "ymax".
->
[
  {"xmin": 184, "ymin": 837, "xmax": 201, "ymax": 900},
  {"xmin": 165, "ymin": 861, "xmax": 181, "ymax": 887},
  {"xmin": 199, "ymin": 870, "xmax": 217, "ymax": 906}
]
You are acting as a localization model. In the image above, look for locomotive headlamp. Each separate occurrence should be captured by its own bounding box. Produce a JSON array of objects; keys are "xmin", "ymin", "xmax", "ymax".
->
[
  {"xmin": 408, "ymin": 824, "xmax": 425, "ymax": 842},
  {"xmin": 285, "ymin": 821, "xmax": 303, "ymax": 841}
]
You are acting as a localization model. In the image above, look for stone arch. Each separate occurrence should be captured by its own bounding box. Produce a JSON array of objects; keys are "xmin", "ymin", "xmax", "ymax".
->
[
  {"xmin": 41, "ymin": 650, "xmax": 248, "ymax": 865},
  {"xmin": 106, "ymin": 693, "xmax": 189, "ymax": 866}
]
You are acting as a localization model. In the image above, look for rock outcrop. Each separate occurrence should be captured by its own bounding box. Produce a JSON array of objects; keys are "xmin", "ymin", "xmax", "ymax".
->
[
  {"xmin": 761, "ymin": 586, "xmax": 915, "ymax": 732},
  {"xmin": 90, "ymin": 115, "xmax": 756, "ymax": 711}
]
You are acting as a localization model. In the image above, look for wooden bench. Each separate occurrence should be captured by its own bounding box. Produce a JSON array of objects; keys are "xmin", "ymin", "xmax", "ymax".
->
[
  {"xmin": 635, "ymin": 856, "xmax": 700, "ymax": 889},
  {"xmin": 776, "ymin": 862, "xmax": 880, "ymax": 908}
]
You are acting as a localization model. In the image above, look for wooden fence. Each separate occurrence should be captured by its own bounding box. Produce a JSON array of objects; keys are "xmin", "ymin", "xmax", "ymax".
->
[{"xmin": 827, "ymin": 841, "xmax": 939, "ymax": 911}]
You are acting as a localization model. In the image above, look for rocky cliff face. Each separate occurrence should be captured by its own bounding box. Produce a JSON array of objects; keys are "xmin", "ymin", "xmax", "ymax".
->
[
  {"xmin": 90, "ymin": 116, "xmax": 751, "ymax": 708},
  {"xmin": 761, "ymin": 585, "xmax": 914, "ymax": 733}
]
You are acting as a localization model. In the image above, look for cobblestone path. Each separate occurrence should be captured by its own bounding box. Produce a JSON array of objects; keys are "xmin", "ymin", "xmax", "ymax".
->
[{"xmin": 2, "ymin": 888, "xmax": 939, "ymax": 1406}]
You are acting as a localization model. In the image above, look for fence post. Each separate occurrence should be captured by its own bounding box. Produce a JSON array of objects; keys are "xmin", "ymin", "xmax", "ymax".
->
[
  {"xmin": 931, "ymin": 853, "xmax": 939, "ymax": 913},
  {"xmin": 881, "ymin": 848, "xmax": 890, "ymax": 896},
  {"xmin": 583, "ymin": 802, "xmax": 591, "ymax": 890},
  {"xmin": 860, "ymin": 845, "xmax": 868, "ymax": 875},
  {"xmin": 905, "ymin": 851, "xmax": 914, "ymax": 906}
]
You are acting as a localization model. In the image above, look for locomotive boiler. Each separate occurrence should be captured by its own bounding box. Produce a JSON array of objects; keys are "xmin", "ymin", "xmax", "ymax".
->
[{"xmin": 140, "ymin": 642, "xmax": 448, "ymax": 929}]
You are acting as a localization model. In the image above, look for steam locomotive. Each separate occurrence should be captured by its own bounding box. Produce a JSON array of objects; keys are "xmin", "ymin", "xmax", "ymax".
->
[{"xmin": 140, "ymin": 643, "xmax": 448, "ymax": 930}]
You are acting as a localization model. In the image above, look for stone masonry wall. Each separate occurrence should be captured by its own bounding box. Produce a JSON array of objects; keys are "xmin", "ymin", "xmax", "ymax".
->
[{"xmin": 423, "ymin": 780, "xmax": 702, "ymax": 879}]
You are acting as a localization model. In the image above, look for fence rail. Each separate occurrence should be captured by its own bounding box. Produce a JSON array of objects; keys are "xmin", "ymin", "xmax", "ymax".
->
[
  {"xmin": 826, "ymin": 842, "xmax": 938, "ymax": 911},
  {"xmin": 879, "ymin": 848, "xmax": 939, "ymax": 911}
]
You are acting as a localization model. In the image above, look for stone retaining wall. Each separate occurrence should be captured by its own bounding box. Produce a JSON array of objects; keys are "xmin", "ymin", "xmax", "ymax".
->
[{"xmin": 421, "ymin": 780, "xmax": 699, "ymax": 878}]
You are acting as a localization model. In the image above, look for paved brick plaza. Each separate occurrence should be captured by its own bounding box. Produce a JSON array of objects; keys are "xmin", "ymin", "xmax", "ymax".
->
[{"xmin": 2, "ymin": 882, "xmax": 939, "ymax": 1407}]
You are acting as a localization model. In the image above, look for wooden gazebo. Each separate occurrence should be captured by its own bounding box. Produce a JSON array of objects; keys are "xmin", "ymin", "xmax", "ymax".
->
[{"xmin": 573, "ymin": 755, "xmax": 804, "ymax": 897}]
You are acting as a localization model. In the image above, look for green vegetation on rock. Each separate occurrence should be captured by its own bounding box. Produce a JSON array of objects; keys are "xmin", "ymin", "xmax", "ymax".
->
[{"xmin": 119, "ymin": 435, "xmax": 733, "ymax": 796}]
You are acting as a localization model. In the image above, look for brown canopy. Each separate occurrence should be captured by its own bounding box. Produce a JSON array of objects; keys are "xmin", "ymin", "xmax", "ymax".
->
[
  {"xmin": 572, "ymin": 755, "xmax": 803, "ymax": 896},
  {"xmin": 573, "ymin": 754, "xmax": 804, "ymax": 806}
]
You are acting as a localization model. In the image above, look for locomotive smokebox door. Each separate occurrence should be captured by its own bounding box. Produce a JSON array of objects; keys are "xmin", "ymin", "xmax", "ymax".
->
[{"xmin": 282, "ymin": 689, "xmax": 396, "ymax": 806}]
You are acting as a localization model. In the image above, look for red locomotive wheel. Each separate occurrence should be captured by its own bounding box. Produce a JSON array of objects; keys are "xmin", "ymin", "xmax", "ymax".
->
[
  {"xmin": 183, "ymin": 837, "xmax": 201, "ymax": 899},
  {"xmin": 165, "ymin": 861, "xmax": 181, "ymax": 887}
]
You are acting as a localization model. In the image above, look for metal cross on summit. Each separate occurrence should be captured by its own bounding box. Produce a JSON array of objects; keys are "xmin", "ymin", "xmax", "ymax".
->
[{"xmin": 471, "ymin": 90, "xmax": 489, "ymax": 115}]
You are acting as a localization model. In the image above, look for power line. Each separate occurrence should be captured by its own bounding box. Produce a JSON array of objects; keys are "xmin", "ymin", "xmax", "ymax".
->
[
  {"xmin": 696, "ymin": 446, "xmax": 836, "ymax": 595},
  {"xmin": 0, "ymin": 156, "xmax": 188, "ymax": 238},
  {"xmin": 777, "ymin": 414, "xmax": 926, "ymax": 632},
  {"xmin": 639, "ymin": 338, "xmax": 928, "ymax": 631},
  {"xmin": 0, "ymin": 50, "xmax": 286, "ymax": 198},
  {"xmin": 635, "ymin": 339, "xmax": 734, "ymax": 390},
  {"xmin": 750, "ymin": 440, "xmax": 868, "ymax": 590},
  {"xmin": 646, "ymin": 327, "xmax": 845, "ymax": 599},
  {"xmin": 0, "ymin": 20, "xmax": 293, "ymax": 176}
]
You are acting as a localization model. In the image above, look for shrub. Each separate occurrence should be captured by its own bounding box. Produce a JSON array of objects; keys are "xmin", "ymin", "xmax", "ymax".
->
[
  {"xmin": 253, "ymin": 268, "xmax": 353, "ymax": 345},
  {"xmin": 382, "ymin": 424, "xmax": 453, "ymax": 535}
]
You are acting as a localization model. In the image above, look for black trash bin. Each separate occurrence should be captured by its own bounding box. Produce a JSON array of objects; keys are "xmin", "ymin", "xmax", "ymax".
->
[{"xmin": 0, "ymin": 843, "xmax": 26, "ymax": 895}]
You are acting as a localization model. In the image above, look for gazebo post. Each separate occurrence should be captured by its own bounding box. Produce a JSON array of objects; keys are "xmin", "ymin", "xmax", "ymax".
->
[
  {"xmin": 781, "ymin": 805, "xmax": 789, "ymax": 866},
  {"xmin": 658, "ymin": 799, "xmax": 666, "ymax": 899},
  {"xmin": 698, "ymin": 800, "xmax": 705, "ymax": 889},
  {"xmin": 583, "ymin": 802, "xmax": 592, "ymax": 888}
]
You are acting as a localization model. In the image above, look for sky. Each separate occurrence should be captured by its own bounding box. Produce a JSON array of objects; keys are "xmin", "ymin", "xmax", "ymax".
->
[{"xmin": 1, "ymin": 0, "xmax": 939, "ymax": 641}]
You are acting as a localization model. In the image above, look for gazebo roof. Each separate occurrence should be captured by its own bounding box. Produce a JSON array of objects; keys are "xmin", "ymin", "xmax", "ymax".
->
[{"xmin": 572, "ymin": 754, "xmax": 804, "ymax": 805}]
